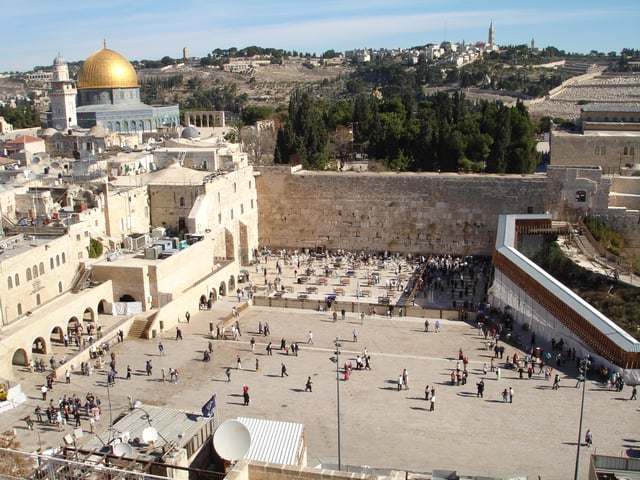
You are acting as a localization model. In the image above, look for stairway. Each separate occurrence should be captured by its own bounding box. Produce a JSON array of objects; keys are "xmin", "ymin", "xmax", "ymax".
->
[
  {"xmin": 128, "ymin": 318, "xmax": 154, "ymax": 339},
  {"xmin": 71, "ymin": 267, "xmax": 92, "ymax": 293}
]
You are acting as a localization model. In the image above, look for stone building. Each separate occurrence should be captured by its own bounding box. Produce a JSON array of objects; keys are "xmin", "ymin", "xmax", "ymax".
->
[{"xmin": 550, "ymin": 106, "xmax": 640, "ymax": 174}]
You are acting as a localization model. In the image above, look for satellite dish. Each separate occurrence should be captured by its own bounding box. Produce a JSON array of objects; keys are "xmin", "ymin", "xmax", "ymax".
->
[
  {"xmin": 113, "ymin": 442, "xmax": 134, "ymax": 457},
  {"xmin": 142, "ymin": 426, "xmax": 158, "ymax": 444},
  {"xmin": 213, "ymin": 420, "xmax": 251, "ymax": 461},
  {"xmin": 32, "ymin": 157, "xmax": 40, "ymax": 165},
  {"xmin": 51, "ymin": 162, "xmax": 60, "ymax": 169}
]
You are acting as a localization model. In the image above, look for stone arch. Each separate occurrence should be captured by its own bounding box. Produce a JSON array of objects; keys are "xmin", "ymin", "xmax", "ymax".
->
[
  {"xmin": 130, "ymin": 121, "xmax": 137, "ymax": 132},
  {"xmin": 83, "ymin": 307, "xmax": 94, "ymax": 322},
  {"xmin": 209, "ymin": 288, "xmax": 217, "ymax": 303},
  {"xmin": 228, "ymin": 275, "xmax": 236, "ymax": 292},
  {"xmin": 218, "ymin": 281, "xmax": 227, "ymax": 297},
  {"xmin": 50, "ymin": 326, "xmax": 65, "ymax": 344},
  {"xmin": 98, "ymin": 299, "xmax": 109, "ymax": 314},
  {"xmin": 114, "ymin": 121, "xmax": 121, "ymax": 133},
  {"xmin": 119, "ymin": 294, "xmax": 135, "ymax": 302},
  {"xmin": 12, "ymin": 348, "xmax": 29, "ymax": 367},
  {"xmin": 67, "ymin": 317, "xmax": 80, "ymax": 335},
  {"xmin": 32, "ymin": 337, "xmax": 46, "ymax": 354}
]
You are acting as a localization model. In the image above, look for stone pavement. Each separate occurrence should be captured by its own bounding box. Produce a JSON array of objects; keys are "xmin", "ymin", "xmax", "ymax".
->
[
  {"xmin": 1, "ymin": 256, "xmax": 638, "ymax": 480},
  {"xmin": 3, "ymin": 301, "xmax": 638, "ymax": 479}
]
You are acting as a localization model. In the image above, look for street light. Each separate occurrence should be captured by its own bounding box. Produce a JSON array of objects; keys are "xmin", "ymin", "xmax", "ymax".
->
[
  {"xmin": 329, "ymin": 338, "xmax": 342, "ymax": 470},
  {"xmin": 573, "ymin": 355, "xmax": 591, "ymax": 480}
]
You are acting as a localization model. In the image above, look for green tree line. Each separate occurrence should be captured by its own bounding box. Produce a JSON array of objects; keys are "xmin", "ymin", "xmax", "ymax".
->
[
  {"xmin": 0, "ymin": 103, "xmax": 40, "ymax": 129},
  {"xmin": 274, "ymin": 89, "xmax": 538, "ymax": 173}
]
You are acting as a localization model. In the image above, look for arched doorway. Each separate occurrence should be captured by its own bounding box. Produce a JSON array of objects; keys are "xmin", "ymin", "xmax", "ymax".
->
[
  {"xmin": 32, "ymin": 337, "xmax": 46, "ymax": 354},
  {"xmin": 98, "ymin": 299, "xmax": 108, "ymax": 314},
  {"xmin": 12, "ymin": 348, "xmax": 28, "ymax": 367},
  {"xmin": 218, "ymin": 282, "xmax": 227, "ymax": 297},
  {"xmin": 119, "ymin": 294, "xmax": 135, "ymax": 302},
  {"xmin": 83, "ymin": 307, "xmax": 94, "ymax": 323},
  {"xmin": 228, "ymin": 276, "xmax": 236, "ymax": 292},
  {"xmin": 50, "ymin": 326, "xmax": 64, "ymax": 345},
  {"xmin": 209, "ymin": 288, "xmax": 217, "ymax": 303},
  {"xmin": 67, "ymin": 318, "xmax": 80, "ymax": 336}
]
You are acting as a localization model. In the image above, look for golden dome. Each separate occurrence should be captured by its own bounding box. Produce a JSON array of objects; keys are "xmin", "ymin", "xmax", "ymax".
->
[{"xmin": 77, "ymin": 47, "xmax": 138, "ymax": 89}]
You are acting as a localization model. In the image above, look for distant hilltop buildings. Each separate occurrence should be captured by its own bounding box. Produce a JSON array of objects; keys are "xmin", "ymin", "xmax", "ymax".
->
[{"xmin": 346, "ymin": 21, "xmax": 501, "ymax": 67}]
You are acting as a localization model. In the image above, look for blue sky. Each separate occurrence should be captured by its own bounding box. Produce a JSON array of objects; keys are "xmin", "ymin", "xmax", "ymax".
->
[{"xmin": 1, "ymin": 0, "xmax": 638, "ymax": 72}]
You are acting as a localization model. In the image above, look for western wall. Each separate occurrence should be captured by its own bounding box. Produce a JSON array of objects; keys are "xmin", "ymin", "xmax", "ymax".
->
[{"xmin": 255, "ymin": 166, "xmax": 564, "ymax": 256}]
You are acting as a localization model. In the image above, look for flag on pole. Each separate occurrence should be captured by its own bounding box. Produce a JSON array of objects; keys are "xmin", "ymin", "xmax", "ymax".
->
[{"xmin": 201, "ymin": 394, "xmax": 216, "ymax": 418}]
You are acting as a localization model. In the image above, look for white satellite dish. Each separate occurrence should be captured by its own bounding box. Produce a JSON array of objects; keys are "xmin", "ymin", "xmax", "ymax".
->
[
  {"xmin": 142, "ymin": 426, "xmax": 158, "ymax": 444},
  {"xmin": 213, "ymin": 420, "xmax": 251, "ymax": 461},
  {"xmin": 112, "ymin": 442, "xmax": 134, "ymax": 457}
]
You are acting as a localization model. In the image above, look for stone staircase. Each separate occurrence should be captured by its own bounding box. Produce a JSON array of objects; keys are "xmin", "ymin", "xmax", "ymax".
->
[
  {"xmin": 128, "ymin": 317, "xmax": 154, "ymax": 339},
  {"xmin": 71, "ymin": 267, "xmax": 92, "ymax": 293}
]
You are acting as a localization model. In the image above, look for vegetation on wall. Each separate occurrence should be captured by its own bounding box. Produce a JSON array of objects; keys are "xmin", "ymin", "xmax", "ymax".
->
[
  {"xmin": 585, "ymin": 215, "xmax": 625, "ymax": 256},
  {"xmin": 88, "ymin": 238, "xmax": 103, "ymax": 259}
]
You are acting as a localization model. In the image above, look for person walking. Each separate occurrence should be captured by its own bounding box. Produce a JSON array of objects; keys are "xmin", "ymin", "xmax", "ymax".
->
[
  {"xmin": 630, "ymin": 385, "xmax": 637, "ymax": 400},
  {"xmin": 126, "ymin": 365, "xmax": 131, "ymax": 380},
  {"xmin": 434, "ymin": 320, "xmax": 441, "ymax": 333},
  {"xmin": 236, "ymin": 355, "xmax": 242, "ymax": 370},
  {"xmin": 266, "ymin": 342, "xmax": 273, "ymax": 355},
  {"xmin": 242, "ymin": 385, "xmax": 250, "ymax": 406},
  {"xmin": 424, "ymin": 385, "xmax": 430, "ymax": 401},
  {"xmin": 430, "ymin": 395, "xmax": 436, "ymax": 411},
  {"xmin": 509, "ymin": 386, "xmax": 514, "ymax": 403},
  {"xmin": 424, "ymin": 319, "xmax": 430, "ymax": 332},
  {"xmin": 477, "ymin": 380, "xmax": 485, "ymax": 398},
  {"xmin": 352, "ymin": 329, "xmax": 358, "ymax": 342},
  {"xmin": 158, "ymin": 342, "xmax": 165, "ymax": 356},
  {"xmin": 41, "ymin": 384, "xmax": 48, "ymax": 400},
  {"xmin": 225, "ymin": 367, "xmax": 231, "ymax": 382},
  {"xmin": 146, "ymin": 359, "xmax": 153, "ymax": 376},
  {"xmin": 281, "ymin": 363, "xmax": 288, "ymax": 377},
  {"xmin": 305, "ymin": 377, "xmax": 313, "ymax": 392},
  {"xmin": 397, "ymin": 374, "xmax": 403, "ymax": 391},
  {"xmin": 176, "ymin": 327, "xmax": 183, "ymax": 340},
  {"xmin": 402, "ymin": 369, "xmax": 409, "ymax": 390},
  {"xmin": 185, "ymin": 311, "xmax": 190, "ymax": 323},
  {"xmin": 65, "ymin": 370, "xmax": 71, "ymax": 384},
  {"xmin": 585, "ymin": 429, "xmax": 593, "ymax": 447},
  {"xmin": 250, "ymin": 337, "xmax": 256, "ymax": 352},
  {"xmin": 307, "ymin": 331, "xmax": 314, "ymax": 344},
  {"xmin": 502, "ymin": 388, "xmax": 509, "ymax": 403},
  {"xmin": 552, "ymin": 374, "xmax": 561, "ymax": 390}
]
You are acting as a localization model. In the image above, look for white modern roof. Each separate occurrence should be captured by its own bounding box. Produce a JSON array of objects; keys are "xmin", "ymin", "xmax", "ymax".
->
[
  {"xmin": 236, "ymin": 416, "xmax": 304, "ymax": 466},
  {"xmin": 495, "ymin": 214, "xmax": 640, "ymax": 353}
]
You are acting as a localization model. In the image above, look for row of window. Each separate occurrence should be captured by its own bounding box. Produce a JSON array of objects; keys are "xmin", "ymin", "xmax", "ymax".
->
[
  {"xmin": 595, "ymin": 146, "xmax": 635, "ymax": 156},
  {"xmin": 7, "ymin": 253, "xmax": 66, "ymax": 289},
  {"xmin": 13, "ymin": 282, "xmax": 64, "ymax": 316}
]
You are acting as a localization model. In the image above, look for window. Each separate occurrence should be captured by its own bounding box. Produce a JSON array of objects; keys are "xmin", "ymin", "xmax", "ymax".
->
[
  {"xmin": 595, "ymin": 146, "xmax": 600, "ymax": 155},
  {"xmin": 36, "ymin": 294, "xmax": 41, "ymax": 306},
  {"xmin": 249, "ymin": 181, "xmax": 252, "ymax": 189},
  {"xmin": 233, "ymin": 183, "xmax": 237, "ymax": 193},
  {"xmin": 179, "ymin": 197, "xmax": 185, "ymax": 207},
  {"xmin": 602, "ymin": 146, "xmax": 606, "ymax": 155},
  {"xmin": 15, "ymin": 273, "xmax": 20, "ymax": 286},
  {"xmin": 56, "ymin": 255, "xmax": 60, "ymax": 266},
  {"xmin": 240, "ymin": 204, "xmax": 244, "ymax": 214},
  {"xmin": 32, "ymin": 266, "xmax": 38, "ymax": 279},
  {"xmin": 62, "ymin": 253, "xmax": 66, "ymax": 264},
  {"xmin": 624, "ymin": 147, "xmax": 629, "ymax": 156},
  {"xmin": 58, "ymin": 281, "xmax": 63, "ymax": 293},
  {"xmin": 17, "ymin": 303, "xmax": 22, "ymax": 315},
  {"xmin": 84, "ymin": 231, "xmax": 89, "ymax": 238},
  {"xmin": 7, "ymin": 276, "xmax": 12, "ymax": 289},
  {"xmin": 575, "ymin": 190, "xmax": 587, "ymax": 202},
  {"xmin": 230, "ymin": 209, "xmax": 234, "ymax": 220},
  {"xmin": 50, "ymin": 258, "xmax": 54, "ymax": 270},
  {"xmin": 218, "ymin": 213, "xmax": 222, "ymax": 224},
  {"xmin": 631, "ymin": 147, "xmax": 635, "ymax": 156},
  {"xmin": 26, "ymin": 269, "xmax": 32, "ymax": 281},
  {"xmin": 251, "ymin": 199, "xmax": 254, "ymax": 209},
  {"xmin": 39, "ymin": 262, "xmax": 45, "ymax": 275},
  {"xmin": 76, "ymin": 234, "xmax": 81, "ymax": 241}
]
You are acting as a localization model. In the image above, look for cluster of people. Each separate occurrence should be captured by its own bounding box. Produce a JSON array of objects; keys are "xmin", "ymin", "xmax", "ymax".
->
[{"xmin": 29, "ymin": 392, "xmax": 101, "ymax": 434}]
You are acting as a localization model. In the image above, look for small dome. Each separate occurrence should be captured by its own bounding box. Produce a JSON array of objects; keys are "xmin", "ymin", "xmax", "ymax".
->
[
  {"xmin": 77, "ymin": 46, "xmax": 138, "ymax": 89},
  {"xmin": 40, "ymin": 128, "xmax": 58, "ymax": 137},
  {"xmin": 53, "ymin": 53, "xmax": 67, "ymax": 66},
  {"xmin": 181, "ymin": 126, "xmax": 200, "ymax": 139},
  {"xmin": 88, "ymin": 125, "xmax": 108, "ymax": 137}
]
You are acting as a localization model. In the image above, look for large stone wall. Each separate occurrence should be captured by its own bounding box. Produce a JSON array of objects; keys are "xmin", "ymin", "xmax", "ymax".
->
[{"xmin": 255, "ymin": 168, "xmax": 556, "ymax": 256}]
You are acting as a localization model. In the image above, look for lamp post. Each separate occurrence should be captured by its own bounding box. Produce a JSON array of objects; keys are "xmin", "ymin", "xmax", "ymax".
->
[
  {"xmin": 573, "ymin": 356, "xmax": 591, "ymax": 480},
  {"xmin": 330, "ymin": 338, "xmax": 342, "ymax": 470}
]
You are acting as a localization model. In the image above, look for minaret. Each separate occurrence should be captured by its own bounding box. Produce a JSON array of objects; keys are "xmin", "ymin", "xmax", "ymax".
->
[
  {"xmin": 531, "ymin": 37, "xmax": 536, "ymax": 50},
  {"xmin": 488, "ymin": 21, "xmax": 495, "ymax": 48},
  {"xmin": 49, "ymin": 53, "xmax": 77, "ymax": 130}
]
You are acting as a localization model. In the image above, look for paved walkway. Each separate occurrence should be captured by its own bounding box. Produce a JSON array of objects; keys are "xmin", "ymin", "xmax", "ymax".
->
[{"xmin": 1, "ymin": 255, "xmax": 638, "ymax": 480}]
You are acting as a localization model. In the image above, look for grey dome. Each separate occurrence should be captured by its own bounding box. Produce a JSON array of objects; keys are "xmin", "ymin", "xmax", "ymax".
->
[
  {"xmin": 53, "ymin": 53, "xmax": 67, "ymax": 66},
  {"xmin": 181, "ymin": 126, "xmax": 200, "ymax": 139}
]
